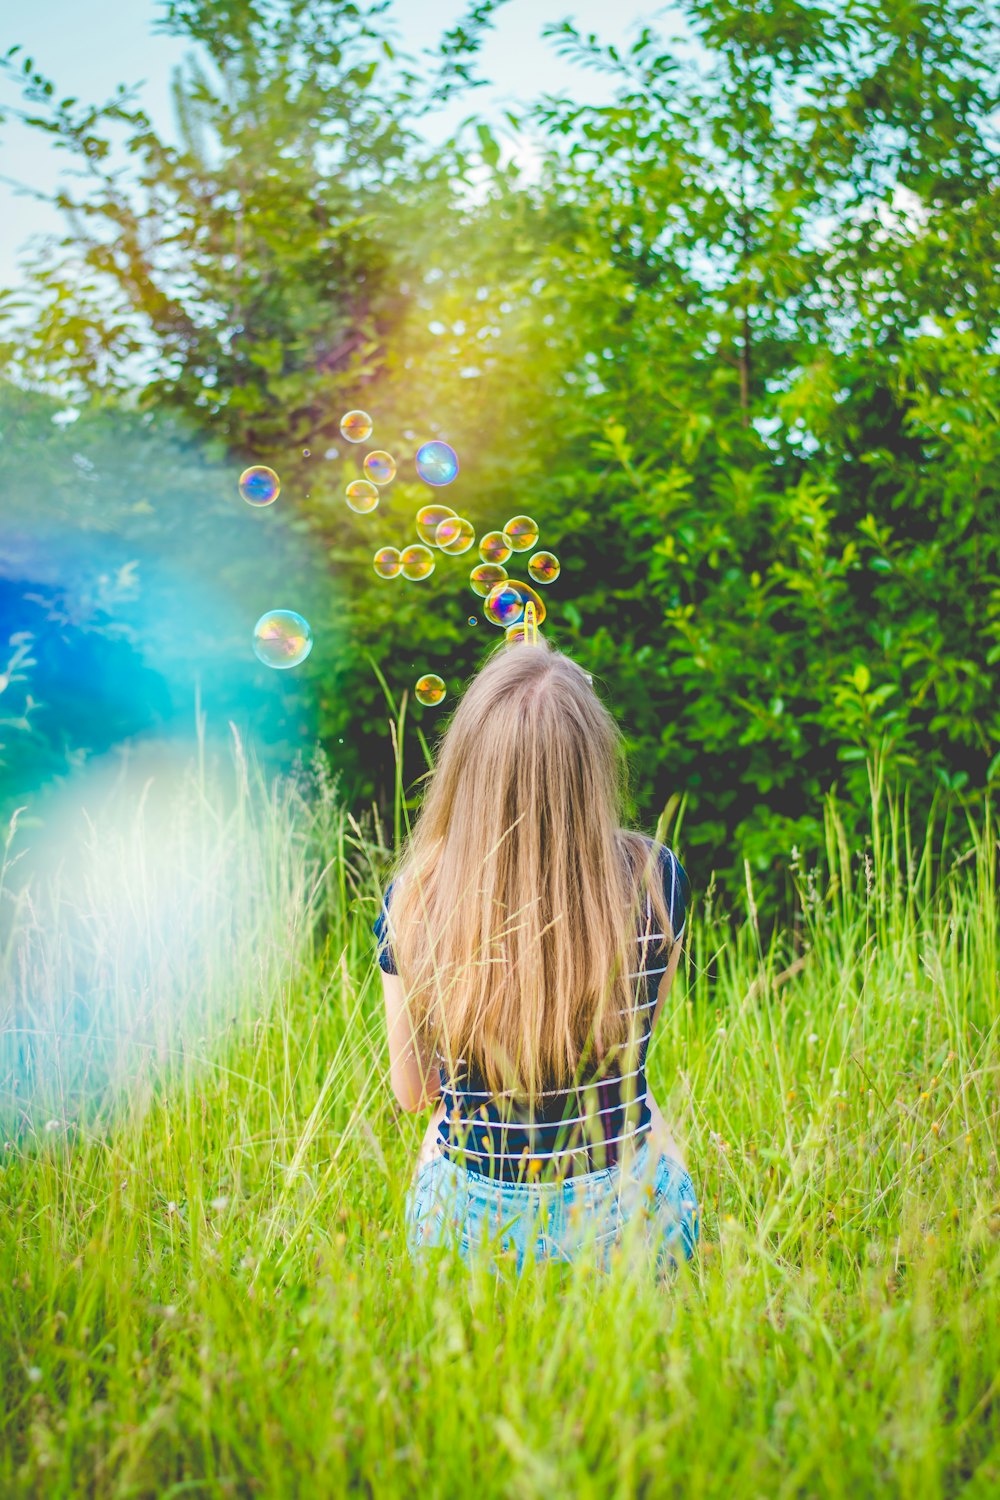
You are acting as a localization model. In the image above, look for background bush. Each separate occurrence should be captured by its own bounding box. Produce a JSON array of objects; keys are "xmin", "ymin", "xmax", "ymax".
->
[{"xmin": 1, "ymin": 0, "xmax": 998, "ymax": 901}]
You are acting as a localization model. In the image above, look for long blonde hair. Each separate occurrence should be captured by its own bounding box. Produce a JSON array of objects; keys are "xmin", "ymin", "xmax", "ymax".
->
[{"xmin": 390, "ymin": 638, "xmax": 676, "ymax": 1100}]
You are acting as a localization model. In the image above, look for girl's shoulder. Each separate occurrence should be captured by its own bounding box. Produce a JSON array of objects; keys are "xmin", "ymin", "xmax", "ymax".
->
[
  {"xmin": 631, "ymin": 833, "xmax": 691, "ymax": 942},
  {"xmin": 373, "ymin": 877, "xmax": 399, "ymax": 975}
]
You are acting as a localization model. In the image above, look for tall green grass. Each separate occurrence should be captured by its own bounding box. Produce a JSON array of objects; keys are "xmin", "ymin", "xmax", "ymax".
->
[{"xmin": 1, "ymin": 740, "xmax": 998, "ymax": 1497}]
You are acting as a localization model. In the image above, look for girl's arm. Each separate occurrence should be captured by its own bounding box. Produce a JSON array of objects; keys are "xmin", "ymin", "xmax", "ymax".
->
[
  {"xmin": 381, "ymin": 972, "xmax": 442, "ymax": 1113},
  {"xmin": 650, "ymin": 938, "xmax": 684, "ymax": 1035}
]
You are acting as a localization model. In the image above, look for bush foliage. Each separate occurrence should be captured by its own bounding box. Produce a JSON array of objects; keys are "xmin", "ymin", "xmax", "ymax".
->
[{"xmin": 1, "ymin": 0, "xmax": 998, "ymax": 895}]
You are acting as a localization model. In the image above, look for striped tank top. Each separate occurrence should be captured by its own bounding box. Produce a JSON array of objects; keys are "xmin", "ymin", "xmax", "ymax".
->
[{"xmin": 374, "ymin": 841, "xmax": 689, "ymax": 1182}]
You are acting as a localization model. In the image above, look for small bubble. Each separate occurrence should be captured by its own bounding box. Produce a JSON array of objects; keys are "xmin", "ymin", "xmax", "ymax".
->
[
  {"xmin": 364, "ymin": 451, "xmax": 397, "ymax": 485},
  {"xmin": 479, "ymin": 530, "xmax": 512, "ymax": 565},
  {"xmin": 252, "ymin": 610, "xmax": 313, "ymax": 669},
  {"xmin": 416, "ymin": 504, "xmax": 456, "ymax": 546},
  {"xmin": 345, "ymin": 479, "xmax": 379, "ymax": 514},
  {"xmin": 505, "ymin": 620, "xmax": 544, "ymax": 644},
  {"xmin": 468, "ymin": 615, "xmax": 478, "ymax": 626},
  {"xmin": 373, "ymin": 547, "xmax": 402, "ymax": 579},
  {"xmin": 238, "ymin": 465, "xmax": 280, "ymax": 506},
  {"xmin": 435, "ymin": 515, "xmax": 475, "ymax": 554},
  {"xmin": 340, "ymin": 410, "xmax": 373, "ymax": 444},
  {"xmin": 469, "ymin": 561, "xmax": 507, "ymax": 597},
  {"xmin": 528, "ymin": 550, "xmax": 560, "ymax": 585},
  {"xmin": 415, "ymin": 673, "xmax": 446, "ymax": 707},
  {"xmin": 303, "ymin": 448, "xmax": 311, "ymax": 457},
  {"xmin": 400, "ymin": 544, "xmax": 435, "ymax": 581},
  {"xmin": 502, "ymin": 515, "xmax": 539, "ymax": 552}
]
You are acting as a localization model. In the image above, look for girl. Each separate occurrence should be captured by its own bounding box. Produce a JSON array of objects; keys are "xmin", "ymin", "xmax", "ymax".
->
[{"xmin": 374, "ymin": 639, "xmax": 698, "ymax": 1272}]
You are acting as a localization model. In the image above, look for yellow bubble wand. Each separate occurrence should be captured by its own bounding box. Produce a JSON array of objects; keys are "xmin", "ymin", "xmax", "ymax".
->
[{"xmin": 523, "ymin": 600, "xmax": 539, "ymax": 645}]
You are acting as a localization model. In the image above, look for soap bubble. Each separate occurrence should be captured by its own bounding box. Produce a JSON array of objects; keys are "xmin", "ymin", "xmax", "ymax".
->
[
  {"xmin": 484, "ymin": 583, "xmax": 525, "ymax": 629},
  {"xmin": 505, "ymin": 620, "xmax": 545, "ymax": 645},
  {"xmin": 415, "ymin": 673, "xmax": 446, "ymax": 707},
  {"xmin": 468, "ymin": 615, "xmax": 478, "ymax": 626},
  {"xmin": 416, "ymin": 503, "xmax": 456, "ymax": 546},
  {"xmin": 253, "ymin": 609, "xmax": 313, "ymax": 669},
  {"xmin": 239, "ymin": 465, "xmax": 280, "ymax": 506},
  {"xmin": 340, "ymin": 410, "xmax": 373, "ymax": 444},
  {"xmin": 484, "ymin": 580, "xmax": 546, "ymax": 629},
  {"xmin": 303, "ymin": 448, "xmax": 311, "ymax": 457},
  {"xmin": 502, "ymin": 515, "xmax": 539, "ymax": 552},
  {"xmin": 373, "ymin": 546, "xmax": 402, "ymax": 579},
  {"xmin": 346, "ymin": 479, "xmax": 380, "ymax": 514},
  {"xmin": 435, "ymin": 515, "xmax": 475, "ymax": 555},
  {"xmin": 364, "ymin": 451, "xmax": 397, "ymax": 485},
  {"xmin": 469, "ymin": 562, "xmax": 508, "ymax": 597},
  {"xmin": 401, "ymin": 544, "xmax": 435, "ymax": 581},
  {"xmin": 479, "ymin": 530, "xmax": 512, "ymax": 565},
  {"xmin": 416, "ymin": 440, "xmax": 460, "ymax": 487},
  {"xmin": 528, "ymin": 550, "xmax": 560, "ymax": 584}
]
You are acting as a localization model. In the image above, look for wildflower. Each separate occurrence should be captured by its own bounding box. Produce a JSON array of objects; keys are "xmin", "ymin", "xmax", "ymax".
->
[
  {"xmin": 27, "ymin": 1367, "xmax": 41, "ymax": 1383},
  {"xmin": 808, "ymin": 1033, "xmax": 819, "ymax": 1044},
  {"xmin": 167, "ymin": 1202, "xmax": 177, "ymax": 1215},
  {"xmin": 44, "ymin": 1120, "xmax": 60, "ymax": 1133},
  {"xmin": 931, "ymin": 1122, "xmax": 940, "ymax": 1136},
  {"xmin": 210, "ymin": 1196, "xmax": 229, "ymax": 1211}
]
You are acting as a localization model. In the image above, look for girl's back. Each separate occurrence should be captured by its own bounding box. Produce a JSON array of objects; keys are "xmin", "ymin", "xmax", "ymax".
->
[{"xmin": 375, "ymin": 639, "xmax": 698, "ymax": 1271}]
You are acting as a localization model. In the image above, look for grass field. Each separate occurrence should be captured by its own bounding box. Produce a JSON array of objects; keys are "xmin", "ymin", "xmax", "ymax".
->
[{"xmin": 1, "ymin": 741, "xmax": 999, "ymax": 1498}]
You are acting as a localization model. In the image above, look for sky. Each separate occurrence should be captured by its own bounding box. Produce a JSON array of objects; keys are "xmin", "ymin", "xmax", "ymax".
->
[{"xmin": 0, "ymin": 0, "xmax": 682, "ymax": 287}]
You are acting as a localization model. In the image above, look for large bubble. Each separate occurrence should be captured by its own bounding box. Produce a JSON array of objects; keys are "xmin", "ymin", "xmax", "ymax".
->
[
  {"xmin": 239, "ymin": 465, "xmax": 280, "ymax": 506},
  {"xmin": 373, "ymin": 546, "xmax": 402, "ymax": 579},
  {"xmin": 252, "ymin": 609, "xmax": 313, "ymax": 668},
  {"xmin": 527, "ymin": 550, "xmax": 560, "ymax": 584},
  {"xmin": 415, "ymin": 440, "xmax": 460, "ymax": 487},
  {"xmin": 479, "ymin": 530, "xmax": 512, "ymax": 565},
  {"xmin": 346, "ymin": 479, "xmax": 379, "ymax": 514},
  {"xmin": 484, "ymin": 580, "xmax": 546, "ymax": 628},
  {"xmin": 340, "ymin": 410, "xmax": 373, "ymax": 444},
  {"xmin": 416, "ymin": 503, "xmax": 456, "ymax": 547},
  {"xmin": 401, "ymin": 544, "xmax": 435, "ymax": 581},
  {"xmin": 435, "ymin": 515, "xmax": 475, "ymax": 555},
  {"xmin": 415, "ymin": 673, "xmax": 446, "ymax": 706},
  {"xmin": 502, "ymin": 515, "xmax": 539, "ymax": 552},
  {"xmin": 469, "ymin": 561, "xmax": 508, "ymax": 597}
]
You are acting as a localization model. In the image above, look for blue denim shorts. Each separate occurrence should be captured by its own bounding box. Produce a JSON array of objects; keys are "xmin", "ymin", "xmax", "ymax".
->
[{"xmin": 405, "ymin": 1138, "xmax": 699, "ymax": 1274}]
